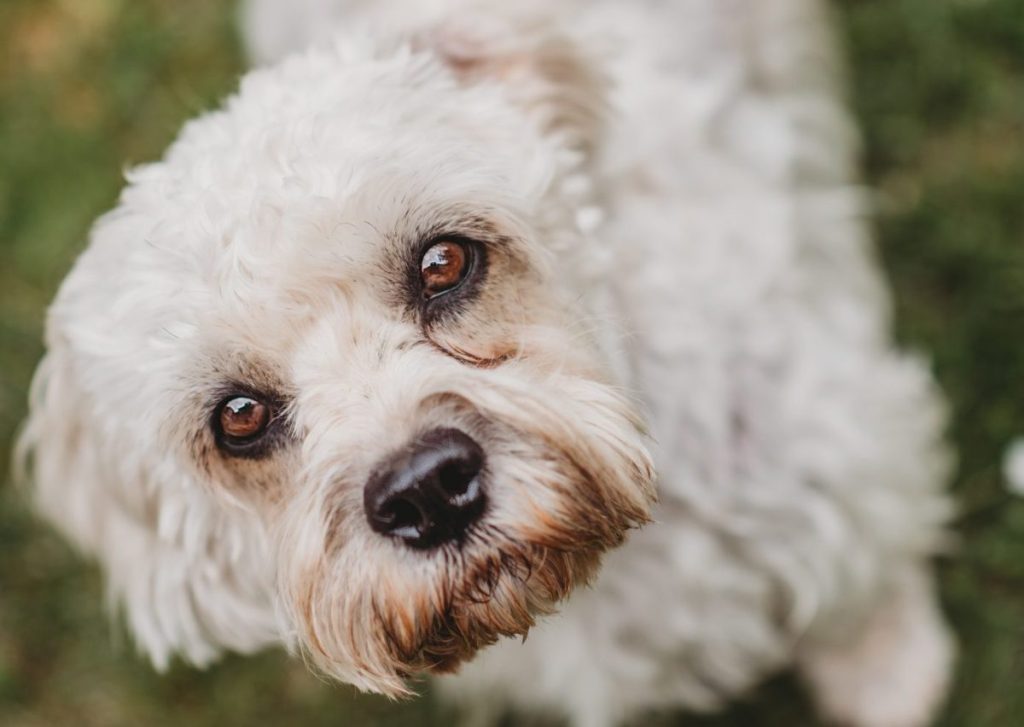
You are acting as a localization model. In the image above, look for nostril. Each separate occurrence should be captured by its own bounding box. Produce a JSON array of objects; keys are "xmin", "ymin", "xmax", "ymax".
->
[
  {"xmin": 436, "ymin": 451, "xmax": 483, "ymax": 504},
  {"xmin": 376, "ymin": 497, "xmax": 427, "ymax": 540}
]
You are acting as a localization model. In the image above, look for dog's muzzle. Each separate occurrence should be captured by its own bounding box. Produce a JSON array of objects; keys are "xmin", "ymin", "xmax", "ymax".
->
[{"xmin": 363, "ymin": 428, "xmax": 487, "ymax": 549}]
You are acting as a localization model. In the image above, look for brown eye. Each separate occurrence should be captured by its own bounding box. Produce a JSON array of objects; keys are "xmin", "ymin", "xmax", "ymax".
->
[
  {"xmin": 218, "ymin": 396, "xmax": 270, "ymax": 441},
  {"xmin": 420, "ymin": 240, "xmax": 469, "ymax": 298}
]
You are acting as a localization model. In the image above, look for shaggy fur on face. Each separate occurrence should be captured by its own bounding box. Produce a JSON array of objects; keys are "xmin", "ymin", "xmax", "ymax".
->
[
  {"xmin": 21, "ymin": 1, "xmax": 956, "ymax": 725},
  {"xmin": 276, "ymin": 336, "xmax": 653, "ymax": 692}
]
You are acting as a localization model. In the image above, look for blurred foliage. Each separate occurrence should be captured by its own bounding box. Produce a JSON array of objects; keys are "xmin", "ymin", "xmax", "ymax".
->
[
  {"xmin": 842, "ymin": 2, "xmax": 1024, "ymax": 726},
  {"xmin": 1, "ymin": 0, "xmax": 1022, "ymax": 724}
]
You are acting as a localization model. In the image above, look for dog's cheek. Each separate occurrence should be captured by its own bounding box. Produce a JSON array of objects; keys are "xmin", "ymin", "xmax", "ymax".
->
[
  {"xmin": 183, "ymin": 427, "xmax": 297, "ymax": 508},
  {"xmin": 472, "ymin": 376, "xmax": 657, "ymax": 539},
  {"xmin": 498, "ymin": 432, "xmax": 652, "ymax": 551}
]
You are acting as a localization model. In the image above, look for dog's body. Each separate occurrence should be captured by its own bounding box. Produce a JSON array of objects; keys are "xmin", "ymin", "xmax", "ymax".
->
[{"xmin": 22, "ymin": 1, "xmax": 953, "ymax": 725}]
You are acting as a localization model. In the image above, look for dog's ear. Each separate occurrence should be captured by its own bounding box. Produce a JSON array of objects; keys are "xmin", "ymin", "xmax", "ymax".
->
[
  {"xmin": 416, "ymin": 10, "xmax": 608, "ymax": 154},
  {"xmin": 17, "ymin": 334, "xmax": 278, "ymax": 670}
]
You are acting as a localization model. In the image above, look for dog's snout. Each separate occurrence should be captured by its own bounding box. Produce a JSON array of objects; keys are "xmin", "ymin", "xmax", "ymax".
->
[{"xmin": 364, "ymin": 428, "xmax": 486, "ymax": 549}]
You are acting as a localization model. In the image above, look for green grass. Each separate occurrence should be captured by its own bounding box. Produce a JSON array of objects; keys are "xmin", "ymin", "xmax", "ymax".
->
[{"xmin": 1, "ymin": 0, "xmax": 1023, "ymax": 724}]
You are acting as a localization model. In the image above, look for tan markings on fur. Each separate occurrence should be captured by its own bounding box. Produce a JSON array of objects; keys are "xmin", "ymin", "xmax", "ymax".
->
[
  {"xmin": 417, "ymin": 12, "xmax": 607, "ymax": 151},
  {"xmin": 178, "ymin": 354, "xmax": 296, "ymax": 505}
]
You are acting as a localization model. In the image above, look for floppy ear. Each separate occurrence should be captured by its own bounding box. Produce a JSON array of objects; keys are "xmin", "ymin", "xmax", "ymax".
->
[
  {"xmin": 415, "ymin": 9, "xmax": 609, "ymax": 154},
  {"xmin": 17, "ymin": 332, "xmax": 280, "ymax": 669}
]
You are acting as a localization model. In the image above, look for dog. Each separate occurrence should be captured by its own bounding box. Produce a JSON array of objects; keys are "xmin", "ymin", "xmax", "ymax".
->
[{"xmin": 18, "ymin": 1, "xmax": 955, "ymax": 725}]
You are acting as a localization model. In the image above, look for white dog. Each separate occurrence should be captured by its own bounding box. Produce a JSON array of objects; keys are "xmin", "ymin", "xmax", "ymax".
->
[{"xmin": 20, "ymin": 1, "xmax": 955, "ymax": 725}]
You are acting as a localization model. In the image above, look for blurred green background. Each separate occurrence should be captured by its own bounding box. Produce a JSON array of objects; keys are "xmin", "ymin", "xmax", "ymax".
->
[{"xmin": 1, "ymin": 0, "xmax": 1022, "ymax": 724}]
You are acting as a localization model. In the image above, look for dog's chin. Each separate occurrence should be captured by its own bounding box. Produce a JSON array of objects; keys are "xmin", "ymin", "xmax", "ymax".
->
[
  {"xmin": 391, "ymin": 534, "xmax": 604, "ymax": 678},
  {"xmin": 286, "ymin": 514, "xmax": 643, "ymax": 697}
]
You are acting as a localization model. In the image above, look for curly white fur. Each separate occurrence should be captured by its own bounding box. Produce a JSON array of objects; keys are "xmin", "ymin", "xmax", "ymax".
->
[{"xmin": 20, "ymin": 1, "xmax": 954, "ymax": 725}]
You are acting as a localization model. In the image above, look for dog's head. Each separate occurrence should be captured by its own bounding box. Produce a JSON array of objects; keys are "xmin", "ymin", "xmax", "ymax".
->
[{"xmin": 19, "ymin": 14, "xmax": 654, "ymax": 695}]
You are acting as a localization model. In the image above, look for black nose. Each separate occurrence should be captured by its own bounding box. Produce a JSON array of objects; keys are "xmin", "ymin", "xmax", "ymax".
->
[{"xmin": 364, "ymin": 428, "xmax": 486, "ymax": 549}]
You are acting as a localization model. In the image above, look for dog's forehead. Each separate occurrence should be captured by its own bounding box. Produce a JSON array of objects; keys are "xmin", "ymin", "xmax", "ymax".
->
[
  {"xmin": 52, "ymin": 37, "xmax": 559, "ymax": 395},
  {"xmin": 155, "ymin": 40, "xmax": 551, "ymax": 211}
]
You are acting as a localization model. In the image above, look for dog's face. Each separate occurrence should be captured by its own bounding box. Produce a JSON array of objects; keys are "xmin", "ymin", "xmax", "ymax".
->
[{"xmin": 21, "ymin": 21, "xmax": 654, "ymax": 695}]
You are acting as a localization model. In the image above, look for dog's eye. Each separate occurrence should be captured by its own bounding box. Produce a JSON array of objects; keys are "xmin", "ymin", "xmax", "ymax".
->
[
  {"xmin": 217, "ymin": 396, "xmax": 271, "ymax": 442},
  {"xmin": 420, "ymin": 240, "xmax": 470, "ymax": 298}
]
